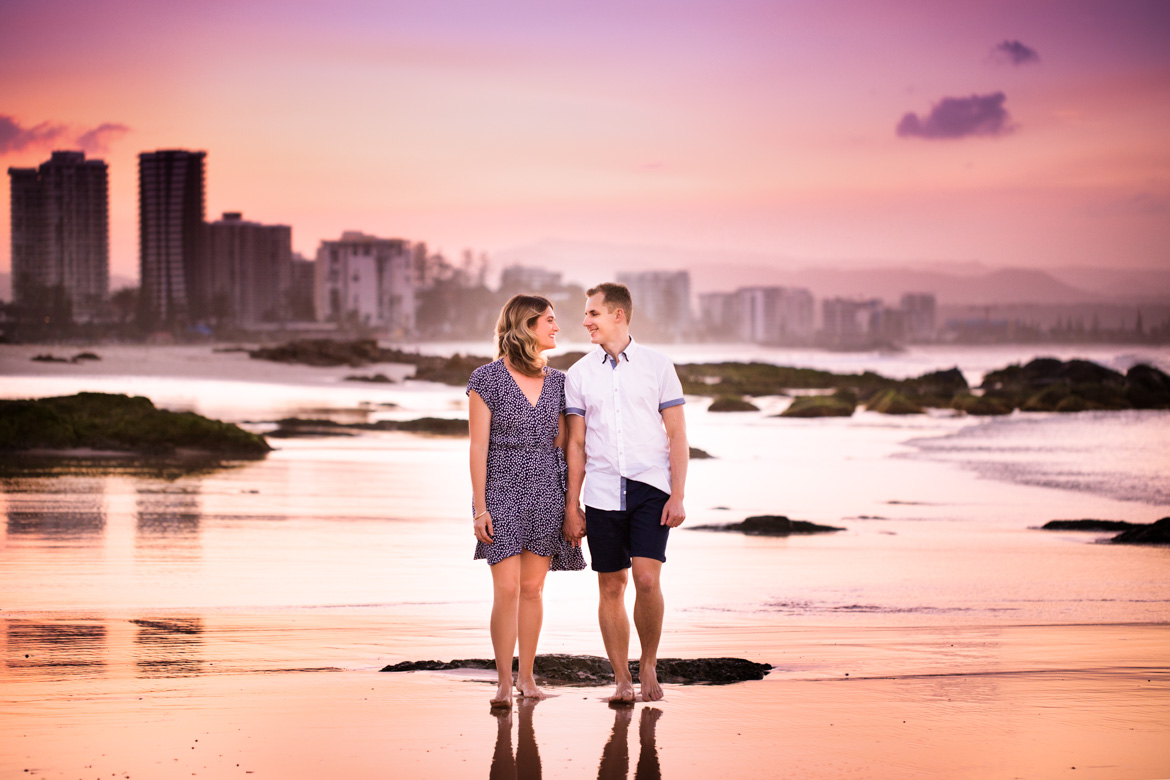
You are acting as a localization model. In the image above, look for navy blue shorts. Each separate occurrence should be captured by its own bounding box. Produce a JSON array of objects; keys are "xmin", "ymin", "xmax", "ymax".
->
[{"xmin": 585, "ymin": 479, "xmax": 670, "ymax": 573}]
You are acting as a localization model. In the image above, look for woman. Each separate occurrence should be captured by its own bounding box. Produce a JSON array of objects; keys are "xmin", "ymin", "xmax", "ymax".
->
[{"xmin": 467, "ymin": 294, "xmax": 586, "ymax": 708}]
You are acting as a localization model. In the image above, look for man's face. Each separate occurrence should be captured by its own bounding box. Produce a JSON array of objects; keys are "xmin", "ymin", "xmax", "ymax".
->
[{"xmin": 583, "ymin": 293, "xmax": 619, "ymax": 344}]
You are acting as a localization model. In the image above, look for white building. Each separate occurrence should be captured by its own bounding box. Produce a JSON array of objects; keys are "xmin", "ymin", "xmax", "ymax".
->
[
  {"xmin": 316, "ymin": 232, "xmax": 414, "ymax": 335},
  {"xmin": 615, "ymin": 270, "xmax": 692, "ymax": 338},
  {"xmin": 734, "ymin": 286, "xmax": 815, "ymax": 344}
]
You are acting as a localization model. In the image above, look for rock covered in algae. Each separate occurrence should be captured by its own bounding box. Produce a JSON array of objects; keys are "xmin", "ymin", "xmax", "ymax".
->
[
  {"xmin": 381, "ymin": 654, "xmax": 771, "ymax": 684},
  {"xmin": 0, "ymin": 392, "xmax": 270, "ymax": 456}
]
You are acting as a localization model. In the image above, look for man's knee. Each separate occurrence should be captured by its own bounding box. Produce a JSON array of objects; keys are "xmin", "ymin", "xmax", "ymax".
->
[
  {"xmin": 598, "ymin": 570, "xmax": 628, "ymax": 600},
  {"xmin": 630, "ymin": 559, "xmax": 662, "ymax": 595}
]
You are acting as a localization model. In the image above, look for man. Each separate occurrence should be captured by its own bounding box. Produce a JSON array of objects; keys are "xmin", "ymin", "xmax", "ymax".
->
[{"xmin": 563, "ymin": 282, "xmax": 688, "ymax": 703}]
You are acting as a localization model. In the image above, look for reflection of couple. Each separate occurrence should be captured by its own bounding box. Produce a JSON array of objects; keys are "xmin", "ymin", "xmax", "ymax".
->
[
  {"xmin": 490, "ymin": 700, "xmax": 663, "ymax": 780},
  {"xmin": 468, "ymin": 283, "xmax": 689, "ymax": 707}
]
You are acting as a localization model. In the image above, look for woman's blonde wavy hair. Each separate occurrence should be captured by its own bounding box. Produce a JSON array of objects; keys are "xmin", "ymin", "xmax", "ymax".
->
[{"xmin": 496, "ymin": 294, "xmax": 554, "ymax": 377}]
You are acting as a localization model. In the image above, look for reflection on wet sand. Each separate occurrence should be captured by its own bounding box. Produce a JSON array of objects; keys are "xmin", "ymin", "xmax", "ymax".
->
[
  {"xmin": 486, "ymin": 699, "xmax": 664, "ymax": 780},
  {"xmin": 132, "ymin": 618, "xmax": 203, "ymax": 678},
  {"xmin": 3, "ymin": 618, "xmax": 205, "ymax": 680},
  {"xmin": 135, "ymin": 483, "xmax": 202, "ymax": 560},
  {"xmin": 598, "ymin": 706, "xmax": 663, "ymax": 780},
  {"xmin": 4, "ymin": 620, "xmax": 108, "ymax": 678},
  {"xmin": 490, "ymin": 698, "xmax": 542, "ymax": 780},
  {"xmin": 4, "ymin": 476, "xmax": 106, "ymax": 539}
]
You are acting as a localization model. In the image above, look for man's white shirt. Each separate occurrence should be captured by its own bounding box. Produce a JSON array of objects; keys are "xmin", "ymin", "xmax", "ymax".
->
[{"xmin": 564, "ymin": 337, "xmax": 685, "ymax": 511}]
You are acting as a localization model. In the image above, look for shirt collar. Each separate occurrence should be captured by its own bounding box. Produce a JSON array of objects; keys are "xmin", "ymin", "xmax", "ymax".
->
[{"xmin": 598, "ymin": 335, "xmax": 636, "ymax": 364}]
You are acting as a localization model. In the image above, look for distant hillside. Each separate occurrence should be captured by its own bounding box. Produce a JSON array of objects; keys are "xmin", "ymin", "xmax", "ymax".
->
[{"xmin": 494, "ymin": 239, "xmax": 1169, "ymax": 306}]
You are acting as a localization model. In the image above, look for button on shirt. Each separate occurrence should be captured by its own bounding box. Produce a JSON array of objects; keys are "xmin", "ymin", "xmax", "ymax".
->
[{"xmin": 564, "ymin": 338, "xmax": 686, "ymax": 511}]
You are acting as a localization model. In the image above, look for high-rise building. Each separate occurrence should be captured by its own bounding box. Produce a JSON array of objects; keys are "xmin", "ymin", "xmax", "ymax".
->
[
  {"xmin": 614, "ymin": 270, "xmax": 692, "ymax": 339},
  {"xmin": 8, "ymin": 151, "xmax": 109, "ymax": 321},
  {"xmin": 287, "ymin": 252, "xmax": 316, "ymax": 322},
  {"xmin": 900, "ymin": 292, "xmax": 937, "ymax": 342},
  {"xmin": 138, "ymin": 150, "xmax": 206, "ymax": 327},
  {"xmin": 316, "ymin": 231, "xmax": 414, "ymax": 335},
  {"xmin": 205, "ymin": 212, "xmax": 292, "ymax": 325},
  {"xmin": 734, "ymin": 286, "xmax": 815, "ymax": 344},
  {"xmin": 822, "ymin": 297, "xmax": 883, "ymax": 346}
]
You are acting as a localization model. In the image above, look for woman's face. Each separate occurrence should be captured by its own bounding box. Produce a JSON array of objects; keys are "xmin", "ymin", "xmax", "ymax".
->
[{"xmin": 531, "ymin": 307, "xmax": 559, "ymax": 351}]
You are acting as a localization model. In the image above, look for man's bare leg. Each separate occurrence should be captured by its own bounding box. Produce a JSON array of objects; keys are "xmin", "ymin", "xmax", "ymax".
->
[
  {"xmin": 631, "ymin": 557, "xmax": 665, "ymax": 702},
  {"xmin": 516, "ymin": 550, "xmax": 552, "ymax": 699},
  {"xmin": 598, "ymin": 569, "xmax": 635, "ymax": 703},
  {"xmin": 489, "ymin": 555, "xmax": 521, "ymax": 707}
]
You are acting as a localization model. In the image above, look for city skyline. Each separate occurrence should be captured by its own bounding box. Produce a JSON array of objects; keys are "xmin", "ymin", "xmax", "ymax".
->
[{"xmin": 2, "ymin": 0, "xmax": 1169, "ymax": 282}]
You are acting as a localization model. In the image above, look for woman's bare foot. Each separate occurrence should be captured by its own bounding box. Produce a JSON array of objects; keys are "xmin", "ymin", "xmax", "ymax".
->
[
  {"xmin": 516, "ymin": 676, "xmax": 546, "ymax": 700},
  {"xmin": 607, "ymin": 680, "xmax": 636, "ymax": 704},
  {"xmin": 490, "ymin": 680, "xmax": 513, "ymax": 708},
  {"xmin": 638, "ymin": 664, "xmax": 664, "ymax": 702}
]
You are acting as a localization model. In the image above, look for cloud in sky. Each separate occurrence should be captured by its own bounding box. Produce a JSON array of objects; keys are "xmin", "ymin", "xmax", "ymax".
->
[
  {"xmin": 896, "ymin": 92, "xmax": 1014, "ymax": 140},
  {"xmin": 0, "ymin": 115, "xmax": 67, "ymax": 155},
  {"xmin": 77, "ymin": 123, "xmax": 131, "ymax": 154},
  {"xmin": 992, "ymin": 40, "xmax": 1040, "ymax": 66}
]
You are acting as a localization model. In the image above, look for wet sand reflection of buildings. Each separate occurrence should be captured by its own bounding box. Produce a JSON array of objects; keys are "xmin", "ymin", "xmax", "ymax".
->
[{"xmin": 4, "ymin": 475, "xmax": 108, "ymax": 540}]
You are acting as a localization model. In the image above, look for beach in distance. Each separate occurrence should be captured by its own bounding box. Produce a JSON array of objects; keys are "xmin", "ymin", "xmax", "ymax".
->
[{"xmin": 1, "ymin": 341, "xmax": 1168, "ymax": 779}]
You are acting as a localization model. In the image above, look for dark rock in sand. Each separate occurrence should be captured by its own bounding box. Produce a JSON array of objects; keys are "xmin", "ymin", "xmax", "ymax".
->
[
  {"xmin": 707, "ymin": 395, "xmax": 759, "ymax": 412},
  {"xmin": 380, "ymin": 654, "xmax": 770, "ymax": 684},
  {"xmin": 344, "ymin": 373, "xmax": 395, "ymax": 383},
  {"xmin": 31, "ymin": 354, "xmax": 69, "ymax": 363},
  {"xmin": 1040, "ymin": 519, "xmax": 1138, "ymax": 532},
  {"xmin": 1109, "ymin": 517, "xmax": 1170, "ymax": 546},
  {"xmin": 272, "ymin": 416, "xmax": 467, "ymax": 437},
  {"xmin": 249, "ymin": 338, "xmax": 392, "ymax": 367},
  {"xmin": 691, "ymin": 515, "xmax": 845, "ymax": 536},
  {"xmin": 0, "ymin": 392, "xmax": 271, "ymax": 457},
  {"xmin": 1125, "ymin": 364, "xmax": 1170, "ymax": 409},
  {"xmin": 72, "ymin": 352, "xmax": 100, "ymax": 362},
  {"xmin": 778, "ymin": 394, "xmax": 855, "ymax": 418},
  {"xmin": 689, "ymin": 447, "xmax": 714, "ymax": 459}
]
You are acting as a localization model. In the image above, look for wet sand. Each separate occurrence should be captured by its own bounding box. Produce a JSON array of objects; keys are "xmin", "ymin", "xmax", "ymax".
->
[
  {"xmin": 3, "ymin": 615, "xmax": 1168, "ymax": 779},
  {"xmin": 2, "ymin": 344, "xmax": 1169, "ymax": 778}
]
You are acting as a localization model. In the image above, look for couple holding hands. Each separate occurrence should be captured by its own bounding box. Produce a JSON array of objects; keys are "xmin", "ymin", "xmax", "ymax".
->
[{"xmin": 468, "ymin": 282, "xmax": 688, "ymax": 707}]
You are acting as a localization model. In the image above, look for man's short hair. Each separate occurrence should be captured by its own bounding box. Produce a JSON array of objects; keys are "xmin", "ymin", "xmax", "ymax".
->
[{"xmin": 587, "ymin": 282, "xmax": 633, "ymax": 323}]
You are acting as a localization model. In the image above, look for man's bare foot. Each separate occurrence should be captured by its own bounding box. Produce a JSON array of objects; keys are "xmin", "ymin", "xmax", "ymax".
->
[
  {"xmin": 516, "ymin": 676, "xmax": 547, "ymax": 700},
  {"xmin": 638, "ymin": 664, "xmax": 664, "ymax": 702},
  {"xmin": 490, "ymin": 680, "xmax": 513, "ymax": 708},
  {"xmin": 607, "ymin": 680, "xmax": 636, "ymax": 705}
]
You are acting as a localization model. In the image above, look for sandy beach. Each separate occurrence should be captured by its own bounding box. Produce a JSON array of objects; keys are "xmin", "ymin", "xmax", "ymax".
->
[{"xmin": 2, "ymin": 342, "xmax": 1169, "ymax": 778}]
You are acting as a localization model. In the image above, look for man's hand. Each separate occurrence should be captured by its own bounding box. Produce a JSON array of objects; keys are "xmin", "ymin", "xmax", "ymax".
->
[
  {"xmin": 660, "ymin": 496, "xmax": 686, "ymax": 527},
  {"xmin": 563, "ymin": 504, "xmax": 587, "ymax": 546}
]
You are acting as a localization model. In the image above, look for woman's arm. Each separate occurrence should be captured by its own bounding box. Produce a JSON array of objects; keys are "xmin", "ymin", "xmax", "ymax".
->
[{"xmin": 469, "ymin": 389, "xmax": 493, "ymax": 543}]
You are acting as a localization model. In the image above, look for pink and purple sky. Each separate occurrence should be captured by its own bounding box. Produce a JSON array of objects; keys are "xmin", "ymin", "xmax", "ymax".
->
[{"xmin": 2, "ymin": 0, "xmax": 1168, "ymax": 281}]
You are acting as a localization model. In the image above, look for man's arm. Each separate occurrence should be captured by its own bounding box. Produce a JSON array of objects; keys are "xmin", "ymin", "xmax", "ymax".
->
[
  {"xmin": 563, "ymin": 414, "xmax": 588, "ymax": 545},
  {"xmin": 660, "ymin": 404, "xmax": 687, "ymax": 527}
]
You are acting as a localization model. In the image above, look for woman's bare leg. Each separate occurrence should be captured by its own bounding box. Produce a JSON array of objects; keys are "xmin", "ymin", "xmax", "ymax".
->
[
  {"xmin": 490, "ymin": 555, "xmax": 522, "ymax": 707},
  {"xmin": 516, "ymin": 550, "xmax": 552, "ymax": 699}
]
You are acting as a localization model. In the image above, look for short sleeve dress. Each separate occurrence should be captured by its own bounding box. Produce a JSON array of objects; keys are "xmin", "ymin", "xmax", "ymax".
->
[{"xmin": 466, "ymin": 360, "xmax": 586, "ymax": 571}]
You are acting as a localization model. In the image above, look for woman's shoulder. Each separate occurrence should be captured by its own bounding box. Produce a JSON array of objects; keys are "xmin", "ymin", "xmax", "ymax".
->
[
  {"xmin": 467, "ymin": 359, "xmax": 503, "ymax": 393},
  {"xmin": 544, "ymin": 366, "xmax": 566, "ymax": 383}
]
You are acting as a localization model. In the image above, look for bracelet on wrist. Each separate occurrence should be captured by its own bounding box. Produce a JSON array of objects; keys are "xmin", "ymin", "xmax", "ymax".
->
[{"xmin": 473, "ymin": 509, "xmax": 489, "ymax": 520}]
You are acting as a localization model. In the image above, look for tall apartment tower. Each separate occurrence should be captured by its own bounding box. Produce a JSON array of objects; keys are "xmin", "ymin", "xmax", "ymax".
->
[
  {"xmin": 205, "ymin": 212, "xmax": 292, "ymax": 325},
  {"xmin": 138, "ymin": 150, "xmax": 206, "ymax": 327},
  {"xmin": 8, "ymin": 151, "xmax": 109, "ymax": 321},
  {"xmin": 614, "ymin": 270, "xmax": 693, "ymax": 340}
]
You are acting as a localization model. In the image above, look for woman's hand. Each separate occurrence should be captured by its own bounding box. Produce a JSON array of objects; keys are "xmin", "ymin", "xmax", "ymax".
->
[{"xmin": 474, "ymin": 511, "xmax": 494, "ymax": 544}]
